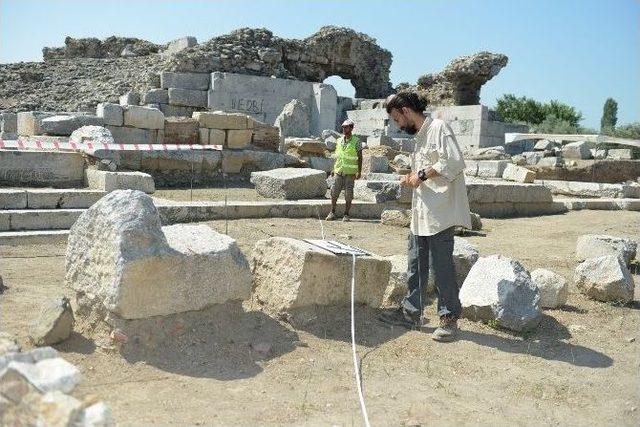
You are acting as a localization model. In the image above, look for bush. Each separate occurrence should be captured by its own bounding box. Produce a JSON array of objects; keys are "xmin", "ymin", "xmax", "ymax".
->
[{"xmin": 532, "ymin": 115, "xmax": 578, "ymax": 134}]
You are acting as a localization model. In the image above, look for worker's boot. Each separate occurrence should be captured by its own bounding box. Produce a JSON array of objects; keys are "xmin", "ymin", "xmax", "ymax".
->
[
  {"xmin": 432, "ymin": 315, "xmax": 458, "ymax": 342},
  {"xmin": 378, "ymin": 306, "xmax": 423, "ymax": 330}
]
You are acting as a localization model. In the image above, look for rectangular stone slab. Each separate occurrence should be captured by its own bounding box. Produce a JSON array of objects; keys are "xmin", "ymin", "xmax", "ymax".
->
[{"xmin": 251, "ymin": 237, "xmax": 391, "ymax": 314}]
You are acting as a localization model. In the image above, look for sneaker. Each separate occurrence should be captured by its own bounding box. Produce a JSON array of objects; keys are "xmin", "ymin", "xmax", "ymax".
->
[
  {"xmin": 325, "ymin": 212, "xmax": 336, "ymax": 221},
  {"xmin": 342, "ymin": 215, "xmax": 350, "ymax": 222},
  {"xmin": 378, "ymin": 306, "xmax": 423, "ymax": 330},
  {"xmin": 432, "ymin": 315, "xmax": 458, "ymax": 342}
]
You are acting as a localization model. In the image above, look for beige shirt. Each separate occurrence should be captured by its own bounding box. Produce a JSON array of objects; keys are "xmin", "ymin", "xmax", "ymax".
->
[{"xmin": 409, "ymin": 116, "xmax": 472, "ymax": 236}]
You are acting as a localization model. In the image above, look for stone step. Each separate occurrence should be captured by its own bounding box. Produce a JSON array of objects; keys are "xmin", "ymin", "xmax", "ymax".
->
[
  {"xmin": 0, "ymin": 229, "xmax": 69, "ymax": 245},
  {"xmin": 0, "ymin": 209, "xmax": 85, "ymax": 231},
  {"xmin": 0, "ymin": 189, "xmax": 106, "ymax": 210}
]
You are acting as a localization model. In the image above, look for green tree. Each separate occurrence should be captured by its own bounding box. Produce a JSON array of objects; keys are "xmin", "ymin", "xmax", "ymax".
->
[
  {"xmin": 495, "ymin": 94, "xmax": 583, "ymax": 132},
  {"xmin": 543, "ymin": 100, "xmax": 582, "ymax": 127},
  {"xmin": 600, "ymin": 98, "xmax": 618, "ymax": 133},
  {"xmin": 495, "ymin": 94, "xmax": 546, "ymax": 125}
]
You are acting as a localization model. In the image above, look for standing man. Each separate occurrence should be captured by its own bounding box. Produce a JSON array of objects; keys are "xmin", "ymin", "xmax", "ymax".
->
[
  {"xmin": 326, "ymin": 119, "xmax": 363, "ymax": 222},
  {"xmin": 379, "ymin": 92, "xmax": 471, "ymax": 342}
]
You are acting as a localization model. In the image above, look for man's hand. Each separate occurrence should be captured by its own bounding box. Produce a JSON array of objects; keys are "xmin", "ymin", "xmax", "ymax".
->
[
  {"xmin": 355, "ymin": 171, "xmax": 361, "ymax": 180},
  {"xmin": 401, "ymin": 172, "xmax": 421, "ymax": 188},
  {"xmin": 329, "ymin": 171, "xmax": 334, "ymax": 177}
]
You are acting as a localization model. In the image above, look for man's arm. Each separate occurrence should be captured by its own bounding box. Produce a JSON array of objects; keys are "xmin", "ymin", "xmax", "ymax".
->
[{"xmin": 356, "ymin": 150, "xmax": 362, "ymax": 179}]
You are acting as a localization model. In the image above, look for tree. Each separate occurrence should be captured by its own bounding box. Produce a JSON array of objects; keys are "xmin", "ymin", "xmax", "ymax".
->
[
  {"xmin": 495, "ymin": 94, "xmax": 545, "ymax": 125},
  {"xmin": 543, "ymin": 100, "xmax": 582, "ymax": 127},
  {"xmin": 600, "ymin": 98, "xmax": 618, "ymax": 133},
  {"xmin": 494, "ymin": 94, "xmax": 583, "ymax": 131}
]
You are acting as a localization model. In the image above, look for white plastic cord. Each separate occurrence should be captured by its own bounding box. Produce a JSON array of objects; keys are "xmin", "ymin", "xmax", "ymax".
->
[
  {"xmin": 315, "ymin": 205, "xmax": 326, "ymax": 240},
  {"xmin": 350, "ymin": 253, "xmax": 371, "ymax": 427}
]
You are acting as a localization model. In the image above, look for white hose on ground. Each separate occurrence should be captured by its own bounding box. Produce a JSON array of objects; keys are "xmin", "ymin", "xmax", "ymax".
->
[{"xmin": 351, "ymin": 253, "xmax": 371, "ymax": 427}]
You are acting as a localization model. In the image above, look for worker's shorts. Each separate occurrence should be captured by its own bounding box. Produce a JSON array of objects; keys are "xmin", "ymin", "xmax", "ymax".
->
[{"xmin": 331, "ymin": 173, "xmax": 355, "ymax": 201}]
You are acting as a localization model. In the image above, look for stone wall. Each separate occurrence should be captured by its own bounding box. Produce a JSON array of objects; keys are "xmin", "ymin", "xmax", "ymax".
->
[
  {"xmin": 0, "ymin": 27, "xmax": 392, "ymax": 114},
  {"xmin": 347, "ymin": 104, "xmax": 529, "ymax": 152}
]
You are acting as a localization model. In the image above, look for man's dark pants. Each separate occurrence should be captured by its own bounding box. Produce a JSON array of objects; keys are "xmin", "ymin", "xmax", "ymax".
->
[{"xmin": 401, "ymin": 226, "xmax": 462, "ymax": 318}]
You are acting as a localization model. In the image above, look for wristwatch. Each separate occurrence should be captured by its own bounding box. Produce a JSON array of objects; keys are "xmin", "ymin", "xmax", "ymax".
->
[{"xmin": 418, "ymin": 169, "xmax": 428, "ymax": 181}]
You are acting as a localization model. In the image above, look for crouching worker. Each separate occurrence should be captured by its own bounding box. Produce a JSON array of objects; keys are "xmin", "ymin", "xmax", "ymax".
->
[
  {"xmin": 326, "ymin": 119, "xmax": 362, "ymax": 222},
  {"xmin": 378, "ymin": 92, "xmax": 471, "ymax": 342}
]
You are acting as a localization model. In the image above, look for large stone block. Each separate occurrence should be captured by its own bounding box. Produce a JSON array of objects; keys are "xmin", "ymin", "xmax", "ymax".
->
[
  {"xmin": 208, "ymin": 72, "xmax": 336, "ymax": 135},
  {"xmin": 158, "ymin": 103, "xmax": 201, "ymax": 118},
  {"xmin": 307, "ymin": 156, "xmax": 334, "ymax": 173},
  {"xmin": 96, "ymin": 103, "xmax": 124, "ymax": 126},
  {"xmin": 123, "ymin": 106, "xmax": 164, "ymax": 130},
  {"xmin": 530, "ymin": 268, "xmax": 568, "ymax": 309},
  {"xmin": 575, "ymin": 234, "xmax": 637, "ymax": 266},
  {"xmin": 17, "ymin": 111, "xmax": 56, "ymax": 136},
  {"xmin": 0, "ymin": 151, "xmax": 85, "ymax": 187},
  {"xmin": 274, "ymin": 99, "xmax": 310, "ymax": 138},
  {"xmin": 65, "ymin": 190, "xmax": 251, "ymax": 319},
  {"xmin": 168, "ymin": 88, "xmax": 208, "ymax": 107},
  {"xmin": 105, "ymin": 125, "xmax": 156, "ymax": 145},
  {"xmin": 85, "ymin": 169, "xmax": 155, "ymax": 193},
  {"xmin": 574, "ymin": 255, "xmax": 634, "ymax": 303},
  {"xmin": 460, "ymin": 255, "xmax": 541, "ymax": 332},
  {"xmin": 164, "ymin": 36, "xmax": 197, "ymax": 55},
  {"xmin": 607, "ymin": 148, "xmax": 634, "ymax": 160},
  {"xmin": 0, "ymin": 112, "xmax": 17, "ymax": 133},
  {"xmin": 354, "ymin": 180, "xmax": 411, "ymax": 203},
  {"xmin": 562, "ymin": 141, "xmax": 591, "ymax": 159},
  {"xmin": 226, "ymin": 129, "xmax": 253, "ymax": 149},
  {"xmin": 163, "ymin": 117, "xmax": 199, "ymax": 145},
  {"xmin": 142, "ymin": 89, "xmax": 169, "ymax": 105},
  {"xmin": 251, "ymin": 237, "xmax": 391, "ymax": 314},
  {"xmin": 476, "ymin": 160, "xmax": 509, "ymax": 178},
  {"xmin": 192, "ymin": 111, "xmax": 251, "ymax": 130},
  {"xmin": 502, "ymin": 163, "xmax": 535, "ymax": 183},
  {"xmin": 362, "ymin": 155, "xmax": 390, "ymax": 174},
  {"xmin": 40, "ymin": 115, "xmax": 103, "ymax": 136},
  {"xmin": 161, "ymin": 71, "xmax": 210, "ymax": 90},
  {"xmin": 250, "ymin": 168, "xmax": 327, "ymax": 199}
]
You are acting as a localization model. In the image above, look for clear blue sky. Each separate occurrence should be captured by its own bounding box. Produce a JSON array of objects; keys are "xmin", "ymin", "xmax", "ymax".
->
[{"xmin": 1, "ymin": 0, "xmax": 638, "ymax": 128}]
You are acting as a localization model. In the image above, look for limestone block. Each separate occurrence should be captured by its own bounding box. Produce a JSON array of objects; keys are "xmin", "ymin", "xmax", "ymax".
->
[
  {"xmin": 160, "ymin": 71, "xmax": 209, "ymax": 90},
  {"xmin": 530, "ymin": 268, "xmax": 568, "ymax": 309},
  {"xmin": 168, "ymin": 88, "xmax": 208, "ymax": 107},
  {"xmin": 574, "ymin": 255, "xmax": 634, "ymax": 303},
  {"xmin": 576, "ymin": 234, "xmax": 637, "ymax": 266},
  {"xmin": 163, "ymin": 117, "xmax": 199, "ymax": 144},
  {"xmin": 192, "ymin": 111, "xmax": 250, "ymax": 130},
  {"xmin": 123, "ymin": 106, "xmax": 164, "ymax": 130},
  {"xmin": 96, "ymin": 103, "xmax": 124, "ymax": 126},
  {"xmin": 251, "ymin": 237, "xmax": 391, "ymax": 314},
  {"xmin": 460, "ymin": 254, "xmax": 541, "ymax": 332},
  {"xmin": 362, "ymin": 155, "xmax": 390, "ymax": 174},
  {"xmin": 0, "ymin": 113, "xmax": 17, "ymax": 133},
  {"xmin": 142, "ymin": 89, "xmax": 169, "ymax": 105},
  {"xmin": 105, "ymin": 125, "xmax": 156, "ymax": 145},
  {"xmin": 28, "ymin": 297, "xmax": 74, "ymax": 346},
  {"xmin": 354, "ymin": 180, "xmax": 411, "ymax": 203},
  {"xmin": 226, "ymin": 129, "xmax": 253, "ymax": 149},
  {"xmin": 119, "ymin": 91, "xmax": 139, "ymax": 106},
  {"xmin": 250, "ymin": 168, "xmax": 327, "ymax": 199},
  {"xmin": 502, "ymin": 163, "xmax": 535, "ymax": 183},
  {"xmin": 562, "ymin": 141, "xmax": 591, "ymax": 159},
  {"xmin": 85, "ymin": 169, "xmax": 155, "ymax": 193},
  {"xmin": 65, "ymin": 190, "xmax": 251, "ymax": 319}
]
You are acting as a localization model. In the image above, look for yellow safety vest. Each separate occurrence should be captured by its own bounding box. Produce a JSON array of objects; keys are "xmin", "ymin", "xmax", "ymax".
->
[{"xmin": 333, "ymin": 135, "xmax": 360, "ymax": 175}]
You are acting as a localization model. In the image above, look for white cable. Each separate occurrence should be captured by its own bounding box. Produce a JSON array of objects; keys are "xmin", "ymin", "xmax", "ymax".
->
[
  {"xmin": 315, "ymin": 206, "xmax": 326, "ymax": 240},
  {"xmin": 350, "ymin": 253, "xmax": 371, "ymax": 427}
]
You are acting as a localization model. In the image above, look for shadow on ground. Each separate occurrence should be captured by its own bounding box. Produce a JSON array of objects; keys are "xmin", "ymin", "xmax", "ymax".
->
[{"xmin": 109, "ymin": 303, "xmax": 300, "ymax": 380}]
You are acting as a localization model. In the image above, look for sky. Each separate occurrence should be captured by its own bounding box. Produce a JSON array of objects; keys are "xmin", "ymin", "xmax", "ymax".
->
[{"xmin": 0, "ymin": 0, "xmax": 638, "ymax": 128}]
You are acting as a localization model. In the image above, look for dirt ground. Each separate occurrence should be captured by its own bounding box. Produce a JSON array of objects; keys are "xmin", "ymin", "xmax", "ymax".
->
[{"xmin": 1, "ymin": 209, "xmax": 639, "ymax": 426}]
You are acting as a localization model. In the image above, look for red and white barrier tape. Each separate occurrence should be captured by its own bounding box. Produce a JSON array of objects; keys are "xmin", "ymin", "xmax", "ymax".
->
[{"xmin": 0, "ymin": 139, "xmax": 223, "ymax": 153}]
